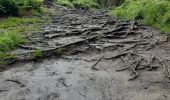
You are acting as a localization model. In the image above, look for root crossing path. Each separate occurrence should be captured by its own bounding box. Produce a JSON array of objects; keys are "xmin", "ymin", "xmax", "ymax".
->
[{"xmin": 1, "ymin": 9, "xmax": 170, "ymax": 100}]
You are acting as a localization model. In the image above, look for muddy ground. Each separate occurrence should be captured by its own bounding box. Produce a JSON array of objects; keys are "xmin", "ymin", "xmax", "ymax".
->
[{"xmin": 1, "ymin": 8, "xmax": 170, "ymax": 100}]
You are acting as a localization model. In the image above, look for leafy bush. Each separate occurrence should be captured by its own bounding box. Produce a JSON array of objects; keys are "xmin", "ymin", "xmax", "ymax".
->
[
  {"xmin": 0, "ymin": 0, "xmax": 19, "ymax": 16},
  {"xmin": 109, "ymin": 0, "xmax": 170, "ymax": 35},
  {"xmin": 0, "ymin": 4, "xmax": 5, "ymax": 13},
  {"xmin": 0, "ymin": 0, "xmax": 42, "ymax": 16},
  {"xmin": 16, "ymin": 0, "xmax": 42, "ymax": 11}
]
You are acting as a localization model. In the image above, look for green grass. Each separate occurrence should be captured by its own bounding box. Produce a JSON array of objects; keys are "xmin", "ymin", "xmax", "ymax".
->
[
  {"xmin": 108, "ymin": 0, "xmax": 170, "ymax": 35},
  {"xmin": 0, "ymin": 8, "xmax": 53, "ymax": 61},
  {"xmin": 0, "ymin": 53, "xmax": 16, "ymax": 65},
  {"xmin": 56, "ymin": 0, "xmax": 74, "ymax": 8},
  {"xmin": 33, "ymin": 49, "xmax": 42, "ymax": 58},
  {"xmin": 0, "ymin": 32, "xmax": 25, "ymax": 52},
  {"xmin": 55, "ymin": 0, "xmax": 99, "ymax": 9},
  {"xmin": 0, "ymin": 17, "xmax": 43, "ymax": 29},
  {"xmin": 0, "ymin": 53, "xmax": 16, "ymax": 60}
]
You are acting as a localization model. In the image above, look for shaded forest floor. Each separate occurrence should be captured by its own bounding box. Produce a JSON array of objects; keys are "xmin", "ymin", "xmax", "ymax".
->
[{"xmin": 1, "ymin": 7, "xmax": 170, "ymax": 100}]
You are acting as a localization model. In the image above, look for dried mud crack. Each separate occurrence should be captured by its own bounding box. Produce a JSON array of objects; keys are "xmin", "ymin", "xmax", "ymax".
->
[{"xmin": 1, "ymin": 8, "xmax": 170, "ymax": 100}]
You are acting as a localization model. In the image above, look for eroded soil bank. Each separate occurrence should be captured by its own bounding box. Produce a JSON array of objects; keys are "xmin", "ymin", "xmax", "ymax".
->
[{"xmin": 1, "ymin": 8, "xmax": 170, "ymax": 100}]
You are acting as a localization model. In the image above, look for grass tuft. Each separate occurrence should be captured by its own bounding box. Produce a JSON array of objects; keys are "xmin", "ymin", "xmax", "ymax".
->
[
  {"xmin": 0, "ymin": 32, "xmax": 25, "ymax": 52},
  {"xmin": 55, "ymin": 0, "xmax": 99, "ymax": 9},
  {"xmin": 108, "ymin": 0, "xmax": 170, "ymax": 35},
  {"xmin": 33, "ymin": 49, "xmax": 42, "ymax": 58}
]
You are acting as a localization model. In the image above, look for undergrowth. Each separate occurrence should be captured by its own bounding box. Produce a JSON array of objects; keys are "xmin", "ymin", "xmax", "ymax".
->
[
  {"xmin": 108, "ymin": 0, "xmax": 170, "ymax": 35},
  {"xmin": 55, "ymin": 0, "xmax": 99, "ymax": 9},
  {"xmin": 0, "ymin": 0, "xmax": 43, "ymax": 16},
  {"xmin": 0, "ymin": 32, "xmax": 25, "ymax": 52},
  {"xmin": 0, "ymin": 7, "xmax": 53, "ymax": 61}
]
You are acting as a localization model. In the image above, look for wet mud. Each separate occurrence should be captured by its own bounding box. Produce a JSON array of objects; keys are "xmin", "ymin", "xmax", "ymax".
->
[{"xmin": 1, "ymin": 8, "xmax": 170, "ymax": 100}]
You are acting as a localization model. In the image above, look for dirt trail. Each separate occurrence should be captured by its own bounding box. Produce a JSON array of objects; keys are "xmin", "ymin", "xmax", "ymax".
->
[{"xmin": 1, "ymin": 8, "xmax": 170, "ymax": 100}]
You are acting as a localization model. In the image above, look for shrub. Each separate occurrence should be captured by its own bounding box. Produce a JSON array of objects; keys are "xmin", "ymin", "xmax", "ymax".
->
[
  {"xmin": 109, "ymin": 0, "xmax": 170, "ymax": 35},
  {"xmin": 0, "ymin": 0, "xmax": 19, "ymax": 16},
  {"xmin": 0, "ymin": 0, "xmax": 43, "ymax": 16},
  {"xmin": 16, "ymin": 0, "xmax": 42, "ymax": 11}
]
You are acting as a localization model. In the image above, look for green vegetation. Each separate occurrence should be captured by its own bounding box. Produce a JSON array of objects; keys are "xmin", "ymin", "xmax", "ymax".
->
[
  {"xmin": 56, "ymin": 48, "xmax": 66, "ymax": 55},
  {"xmin": 0, "ymin": 0, "xmax": 53, "ymax": 61},
  {"xmin": 0, "ymin": 53, "xmax": 16, "ymax": 65},
  {"xmin": 0, "ymin": 0, "xmax": 42, "ymax": 16},
  {"xmin": 0, "ymin": 53, "xmax": 16, "ymax": 60},
  {"xmin": 55, "ymin": 0, "xmax": 99, "ymax": 9},
  {"xmin": 33, "ymin": 49, "xmax": 42, "ymax": 58},
  {"xmin": 0, "ymin": 15, "xmax": 51, "ymax": 52},
  {"xmin": 96, "ymin": 0, "xmax": 124, "ymax": 7},
  {"xmin": 0, "ymin": 32, "xmax": 25, "ymax": 52},
  {"xmin": 109, "ymin": 0, "xmax": 170, "ymax": 35}
]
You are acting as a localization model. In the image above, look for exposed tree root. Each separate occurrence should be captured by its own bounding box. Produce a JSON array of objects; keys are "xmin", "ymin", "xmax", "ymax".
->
[
  {"xmin": 104, "ymin": 51, "xmax": 129, "ymax": 60},
  {"xmin": 5, "ymin": 79, "xmax": 25, "ymax": 87},
  {"xmin": 18, "ymin": 44, "xmax": 37, "ymax": 50},
  {"xmin": 91, "ymin": 56, "xmax": 104, "ymax": 71},
  {"xmin": 116, "ymin": 57, "xmax": 130, "ymax": 72},
  {"xmin": 128, "ymin": 57, "xmax": 142, "ymax": 81},
  {"xmin": 5, "ymin": 8, "xmax": 169, "ymax": 82}
]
